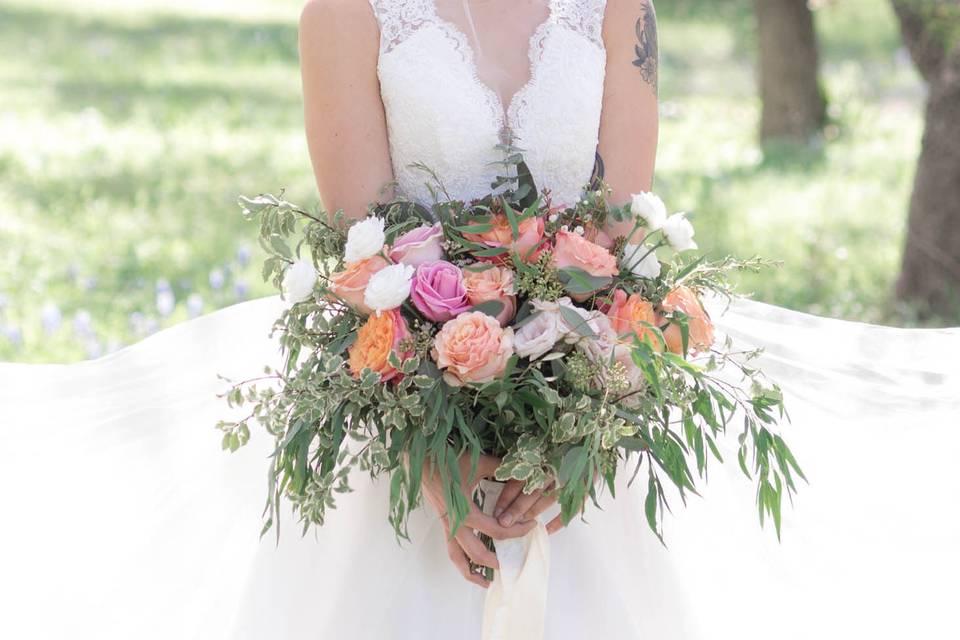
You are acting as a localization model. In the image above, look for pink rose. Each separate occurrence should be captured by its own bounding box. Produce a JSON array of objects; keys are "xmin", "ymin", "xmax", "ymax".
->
[
  {"xmin": 410, "ymin": 260, "xmax": 472, "ymax": 323},
  {"xmin": 388, "ymin": 223, "xmax": 444, "ymax": 267},
  {"xmin": 463, "ymin": 212, "xmax": 546, "ymax": 264},
  {"xmin": 328, "ymin": 255, "xmax": 389, "ymax": 315},
  {"xmin": 462, "ymin": 265, "xmax": 516, "ymax": 326},
  {"xmin": 551, "ymin": 230, "xmax": 619, "ymax": 278},
  {"xmin": 431, "ymin": 311, "xmax": 514, "ymax": 386}
]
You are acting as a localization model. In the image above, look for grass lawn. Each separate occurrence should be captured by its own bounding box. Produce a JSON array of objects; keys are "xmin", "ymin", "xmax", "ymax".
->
[{"xmin": 0, "ymin": 0, "xmax": 930, "ymax": 363}]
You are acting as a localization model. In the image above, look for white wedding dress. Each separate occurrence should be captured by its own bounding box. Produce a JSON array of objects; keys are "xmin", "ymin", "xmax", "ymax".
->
[{"xmin": 2, "ymin": 0, "xmax": 960, "ymax": 638}]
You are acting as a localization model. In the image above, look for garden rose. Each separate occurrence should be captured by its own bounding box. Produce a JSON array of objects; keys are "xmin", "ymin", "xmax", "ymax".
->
[
  {"xmin": 606, "ymin": 289, "xmax": 663, "ymax": 348},
  {"xmin": 661, "ymin": 286, "xmax": 715, "ymax": 355},
  {"xmin": 513, "ymin": 310, "xmax": 563, "ymax": 360},
  {"xmin": 463, "ymin": 211, "xmax": 545, "ymax": 264},
  {"xmin": 329, "ymin": 255, "xmax": 388, "ymax": 315},
  {"xmin": 551, "ymin": 230, "xmax": 619, "ymax": 278},
  {"xmin": 631, "ymin": 192, "xmax": 668, "ymax": 231},
  {"xmin": 577, "ymin": 314, "xmax": 646, "ymax": 399},
  {"xmin": 620, "ymin": 243, "xmax": 661, "ymax": 279},
  {"xmin": 410, "ymin": 260, "xmax": 471, "ymax": 322},
  {"xmin": 344, "ymin": 216, "xmax": 386, "ymax": 263},
  {"xmin": 388, "ymin": 223, "xmax": 444, "ymax": 267},
  {"xmin": 663, "ymin": 212, "xmax": 698, "ymax": 252},
  {"xmin": 363, "ymin": 263, "xmax": 414, "ymax": 313},
  {"xmin": 282, "ymin": 258, "xmax": 317, "ymax": 304},
  {"xmin": 431, "ymin": 311, "xmax": 514, "ymax": 386},
  {"xmin": 463, "ymin": 265, "xmax": 516, "ymax": 326},
  {"xmin": 348, "ymin": 309, "xmax": 412, "ymax": 382}
]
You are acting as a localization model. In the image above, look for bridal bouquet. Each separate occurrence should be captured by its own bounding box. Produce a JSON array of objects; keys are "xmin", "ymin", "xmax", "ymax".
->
[{"xmin": 218, "ymin": 151, "xmax": 802, "ymax": 550}]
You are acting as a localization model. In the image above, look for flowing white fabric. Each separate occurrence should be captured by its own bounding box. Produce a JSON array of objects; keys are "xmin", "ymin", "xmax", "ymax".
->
[
  {"xmin": 2, "ymin": 1, "xmax": 960, "ymax": 636},
  {"xmin": 479, "ymin": 480, "xmax": 550, "ymax": 640},
  {"xmin": 1, "ymin": 295, "xmax": 959, "ymax": 639}
]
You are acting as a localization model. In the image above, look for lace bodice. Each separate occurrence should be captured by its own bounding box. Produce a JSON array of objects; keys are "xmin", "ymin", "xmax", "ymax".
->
[{"xmin": 367, "ymin": 0, "xmax": 607, "ymax": 208}]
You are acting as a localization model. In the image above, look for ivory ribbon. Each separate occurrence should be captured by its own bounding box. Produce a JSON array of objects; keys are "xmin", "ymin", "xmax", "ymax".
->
[{"xmin": 478, "ymin": 479, "xmax": 551, "ymax": 640}]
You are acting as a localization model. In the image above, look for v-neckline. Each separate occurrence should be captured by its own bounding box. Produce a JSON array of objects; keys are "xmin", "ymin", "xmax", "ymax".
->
[{"xmin": 427, "ymin": 0, "xmax": 555, "ymax": 141}]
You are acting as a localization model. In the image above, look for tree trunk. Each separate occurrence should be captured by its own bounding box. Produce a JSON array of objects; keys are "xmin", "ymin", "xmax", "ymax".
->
[
  {"xmin": 892, "ymin": 2, "xmax": 960, "ymax": 319},
  {"xmin": 753, "ymin": 0, "xmax": 827, "ymax": 143}
]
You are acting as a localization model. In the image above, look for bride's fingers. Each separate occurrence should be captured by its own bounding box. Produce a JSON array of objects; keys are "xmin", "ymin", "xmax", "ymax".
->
[
  {"xmin": 455, "ymin": 528, "xmax": 499, "ymax": 571},
  {"xmin": 545, "ymin": 513, "xmax": 568, "ymax": 535},
  {"xmin": 466, "ymin": 508, "xmax": 537, "ymax": 540},
  {"xmin": 518, "ymin": 490, "xmax": 558, "ymax": 523},
  {"xmin": 446, "ymin": 538, "xmax": 489, "ymax": 588},
  {"xmin": 497, "ymin": 487, "xmax": 544, "ymax": 527},
  {"xmin": 493, "ymin": 479, "xmax": 525, "ymax": 518}
]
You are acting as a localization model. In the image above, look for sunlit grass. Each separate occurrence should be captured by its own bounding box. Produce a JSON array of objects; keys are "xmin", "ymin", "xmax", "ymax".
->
[{"xmin": 0, "ymin": 0, "xmax": 929, "ymax": 362}]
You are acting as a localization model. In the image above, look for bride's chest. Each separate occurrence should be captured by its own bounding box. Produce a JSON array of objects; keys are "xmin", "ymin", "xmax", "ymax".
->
[{"xmin": 375, "ymin": 21, "xmax": 606, "ymax": 206}]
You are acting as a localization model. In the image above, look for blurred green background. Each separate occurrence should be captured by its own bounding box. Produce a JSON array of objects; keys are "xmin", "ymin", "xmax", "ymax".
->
[{"xmin": 0, "ymin": 0, "xmax": 926, "ymax": 362}]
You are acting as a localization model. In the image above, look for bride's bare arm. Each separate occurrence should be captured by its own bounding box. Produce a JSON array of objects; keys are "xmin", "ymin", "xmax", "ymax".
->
[
  {"xmin": 597, "ymin": 0, "xmax": 659, "ymax": 207},
  {"xmin": 299, "ymin": 0, "xmax": 396, "ymax": 220}
]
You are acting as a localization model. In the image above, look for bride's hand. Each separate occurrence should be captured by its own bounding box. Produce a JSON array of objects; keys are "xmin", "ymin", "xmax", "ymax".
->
[
  {"xmin": 421, "ymin": 453, "xmax": 536, "ymax": 588},
  {"xmin": 493, "ymin": 479, "xmax": 567, "ymax": 535}
]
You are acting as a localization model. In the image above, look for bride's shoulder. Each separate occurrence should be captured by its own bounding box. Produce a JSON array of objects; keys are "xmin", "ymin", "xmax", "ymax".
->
[
  {"xmin": 299, "ymin": 0, "xmax": 377, "ymax": 35},
  {"xmin": 299, "ymin": 0, "xmax": 379, "ymax": 49}
]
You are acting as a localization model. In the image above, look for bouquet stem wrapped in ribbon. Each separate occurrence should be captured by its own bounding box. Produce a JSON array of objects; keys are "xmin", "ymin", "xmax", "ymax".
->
[{"xmin": 218, "ymin": 149, "xmax": 804, "ymax": 637}]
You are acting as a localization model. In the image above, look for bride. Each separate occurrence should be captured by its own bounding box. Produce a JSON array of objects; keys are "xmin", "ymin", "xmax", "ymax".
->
[{"xmin": 1, "ymin": 1, "xmax": 959, "ymax": 638}]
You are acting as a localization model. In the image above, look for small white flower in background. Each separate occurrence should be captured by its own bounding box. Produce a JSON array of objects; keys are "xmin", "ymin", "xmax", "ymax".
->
[
  {"xmin": 282, "ymin": 258, "xmax": 318, "ymax": 304},
  {"xmin": 41, "ymin": 302, "xmax": 62, "ymax": 334},
  {"xmin": 72, "ymin": 310, "xmax": 94, "ymax": 338},
  {"xmin": 630, "ymin": 192, "xmax": 668, "ymax": 231},
  {"xmin": 344, "ymin": 216, "xmax": 386, "ymax": 263},
  {"xmin": 209, "ymin": 268, "xmax": 225, "ymax": 290},
  {"xmin": 186, "ymin": 293, "xmax": 204, "ymax": 318},
  {"xmin": 363, "ymin": 262, "xmax": 414, "ymax": 313},
  {"xmin": 663, "ymin": 212, "xmax": 698, "ymax": 252},
  {"xmin": 156, "ymin": 290, "xmax": 176, "ymax": 317},
  {"xmin": 621, "ymin": 243, "xmax": 661, "ymax": 279}
]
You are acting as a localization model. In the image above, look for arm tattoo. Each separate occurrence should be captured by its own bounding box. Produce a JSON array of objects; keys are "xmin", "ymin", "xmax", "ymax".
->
[
  {"xmin": 632, "ymin": 1, "xmax": 658, "ymax": 92},
  {"xmin": 589, "ymin": 151, "xmax": 605, "ymax": 189}
]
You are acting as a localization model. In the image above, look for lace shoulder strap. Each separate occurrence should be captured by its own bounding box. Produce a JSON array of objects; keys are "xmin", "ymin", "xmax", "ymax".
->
[
  {"xmin": 367, "ymin": 0, "xmax": 438, "ymax": 55},
  {"xmin": 551, "ymin": 0, "xmax": 607, "ymax": 48}
]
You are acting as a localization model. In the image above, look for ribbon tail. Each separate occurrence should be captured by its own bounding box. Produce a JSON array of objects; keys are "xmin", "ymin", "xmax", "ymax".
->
[{"xmin": 479, "ymin": 480, "xmax": 551, "ymax": 640}]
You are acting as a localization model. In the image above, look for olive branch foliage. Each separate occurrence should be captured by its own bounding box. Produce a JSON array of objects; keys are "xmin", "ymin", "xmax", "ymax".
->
[{"xmin": 216, "ymin": 149, "xmax": 804, "ymax": 546}]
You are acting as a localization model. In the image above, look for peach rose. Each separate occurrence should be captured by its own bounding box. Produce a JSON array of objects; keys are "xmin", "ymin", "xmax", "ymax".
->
[
  {"xmin": 463, "ymin": 212, "xmax": 545, "ymax": 264},
  {"xmin": 462, "ymin": 265, "xmax": 517, "ymax": 326},
  {"xmin": 606, "ymin": 289, "xmax": 663, "ymax": 348},
  {"xmin": 582, "ymin": 223, "xmax": 616, "ymax": 250},
  {"xmin": 431, "ymin": 311, "xmax": 514, "ymax": 386},
  {"xmin": 551, "ymin": 230, "xmax": 619, "ymax": 278},
  {"xmin": 661, "ymin": 286, "xmax": 714, "ymax": 355},
  {"xmin": 329, "ymin": 255, "xmax": 389, "ymax": 315},
  {"xmin": 348, "ymin": 308, "xmax": 412, "ymax": 382}
]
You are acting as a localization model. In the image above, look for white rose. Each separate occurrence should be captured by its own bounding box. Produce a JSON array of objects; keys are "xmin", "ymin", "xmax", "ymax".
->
[
  {"xmin": 363, "ymin": 262, "xmax": 414, "ymax": 313},
  {"xmin": 620, "ymin": 243, "xmax": 662, "ymax": 279},
  {"xmin": 344, "ymin": 216, "xmax": 386, "ymax": 263},
  {"xmin": 630, "ymin": 192, "xmax": 668, "ymax": 231},
  {"xmin": 663, "ymin": 212, "xmax": 698, "ymax": 252},
  {"xmin": 528, "ymin": 297, "xmax": 601, "ymax": 345},
  {"xmin": 513, "ymin": 310, "xmax": 563, "ymax": 359},
  {"xmin": 282, "ymin": 258, "xmax": 317, "ymax": 303}
]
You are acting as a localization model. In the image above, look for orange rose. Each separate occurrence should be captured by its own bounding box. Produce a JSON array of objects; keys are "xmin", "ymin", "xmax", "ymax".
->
[
  {"xmin": 551, "ymin": 230, "xmax": 618, "ymax": 278},
  {"xmin": 462, "ymin": 265, "xmax": 516, "ymax": 326},
  {"xmin": 606, "ymin": 289, "xmax": 663, "ymax": 348},
  {"xmin": 431, "ymin": 311, "xmax": 514, "ymax": 386},
  {"xmin": 661, "ymin": 286, "xmax": 714, "ymax": 355},
  {"xmin": 463, "ymin": 212, "xmax": 545, "ymax": 264},
  {"xmin": 329, "ymin": 255, "xmax": 388, "ymax": 315},
  {"xmin": 348, "ymin": 309, "xmax": 412, "ymax": 382}
]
